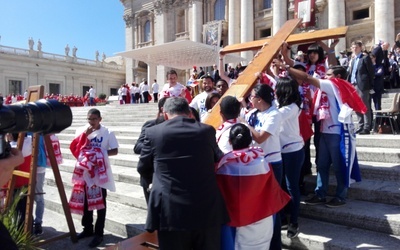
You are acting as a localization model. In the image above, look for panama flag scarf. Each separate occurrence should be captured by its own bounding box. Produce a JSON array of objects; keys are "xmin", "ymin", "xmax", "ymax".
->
[{"xmin": 216, "ymin": 147, "xmax": 290, "ymax": 227}]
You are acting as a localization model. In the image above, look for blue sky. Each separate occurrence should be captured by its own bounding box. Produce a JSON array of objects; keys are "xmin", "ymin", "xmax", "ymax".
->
[{"xmin": 0, "ymin": 1, "xmax": 125, "ymax": 60}]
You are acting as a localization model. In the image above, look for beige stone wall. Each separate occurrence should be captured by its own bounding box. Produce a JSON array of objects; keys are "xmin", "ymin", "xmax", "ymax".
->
[{"xmin": 0, "ymin": 51, "xmax": 125, "ymax": 97}]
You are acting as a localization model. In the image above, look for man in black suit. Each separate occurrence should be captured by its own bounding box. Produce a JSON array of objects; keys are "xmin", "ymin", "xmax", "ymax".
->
[
  {"xmin": 347, "ymin": 41, "xmax": 374, "ymax": 134},
  {"xmin": 134, "ymin": 97, "xmax": 168, "ymax": 203},
  {"xmin": 139, "ymin": 97, "xmax": 229, "ymax": 250}
]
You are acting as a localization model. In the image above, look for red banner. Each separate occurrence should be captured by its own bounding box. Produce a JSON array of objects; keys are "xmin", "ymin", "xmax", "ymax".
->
[{"xmin": 294, "ymin": 0, "xmax": 316, "ymax": 28}]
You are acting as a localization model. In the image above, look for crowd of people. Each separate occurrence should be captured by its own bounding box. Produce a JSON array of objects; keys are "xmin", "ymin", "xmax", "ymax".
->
[
  {"xmin": 1, "ymin": 90, "xmax": 105, "ymax": 106},
  {"xmin": 117, "ymin": 78, "xmax": 159, "ymax": 104}
]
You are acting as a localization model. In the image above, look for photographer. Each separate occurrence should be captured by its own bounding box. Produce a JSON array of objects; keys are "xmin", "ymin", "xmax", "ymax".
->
[
  {"xmin": 0, "ymin": 148, "xmax": 23, "ymax": 186},
  {"xmin": 0, "ymin": 148, "xmax": 23, "ymax": 250}
]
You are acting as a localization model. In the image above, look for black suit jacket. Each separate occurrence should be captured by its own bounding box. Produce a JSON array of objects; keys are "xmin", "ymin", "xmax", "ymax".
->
[
  {"xmin": 134, "ymin": 119, "xmax": 157, "ymax": 189},
  {"xmin": 347, "ymin": 54, "xmax": 374, "ymax": 91},
  {"xmin": 139, "ymin": 116, "xmax": 229, "ymax": 231}
]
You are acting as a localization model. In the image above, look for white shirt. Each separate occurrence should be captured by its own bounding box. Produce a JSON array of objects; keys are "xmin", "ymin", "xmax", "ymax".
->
[
  {"xmin": 89, "ymin": 88, "xmax": 96, "ymax": 98},
  {"xmin": 278, "ymin": 103, "xmax": 304, "ymax": 153},
  {"xmin": 318, "ymin": 80, "xmax": 341, "ymax": 135},
  {"xmin": 246, "ymin": 106, "xmax": 282, "ymax": 163},
  {"xmin": 160, "ymin": 82, "xmax": 186, "ymax": 98},
  {"xmin": 141, "ymin": 84, "xmax": 150, "ymax": 92},
  {"xmin": 152, "ymin": 82, "xmax": 159, "ymax": 93},
  {"xmin": 75, "ymin": 125, "xmax": 119, "ymax": 152},
  {"xmin": 190, "ymin": 91, "xmax": 209, "ymax": 120},
  {"xmin": 216, "ymin": 119, "xmax": 239, "ymax": 154}
]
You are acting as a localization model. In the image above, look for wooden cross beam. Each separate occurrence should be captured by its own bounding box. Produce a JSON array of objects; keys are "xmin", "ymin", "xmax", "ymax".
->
[
  {"xmin": 220, "ymin": 26, "xmax": 348, "ymax": 55},
  {"xmin": 203, "ymin": 20, "xmax": 348, "ymax": 129},
  {"xmin": 203, "ymin": 18, "xmax": 302, "ymax": 128}
]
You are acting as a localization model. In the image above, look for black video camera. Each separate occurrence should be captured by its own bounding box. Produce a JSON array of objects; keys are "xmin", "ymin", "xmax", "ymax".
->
[{"xmin": 0, "ymin": 99, "xmax": 73, "ymax": 159}]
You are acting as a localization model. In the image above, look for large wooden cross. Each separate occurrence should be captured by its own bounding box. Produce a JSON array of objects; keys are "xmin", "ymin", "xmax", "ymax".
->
[{"xmin": 203, "ymin": 19, "xmax": 348, "ymax": 128}]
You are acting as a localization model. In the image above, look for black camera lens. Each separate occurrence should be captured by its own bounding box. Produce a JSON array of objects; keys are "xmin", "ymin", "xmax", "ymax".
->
[{"xmin": 0, "ymin": 99, "xmax": 72, "ymax": 134}]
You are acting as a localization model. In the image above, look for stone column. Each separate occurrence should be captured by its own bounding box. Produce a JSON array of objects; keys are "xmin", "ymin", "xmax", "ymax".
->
[
  {"xmin": 375, "ymin": 0, "xmax": 395, "ymax": 45},
  {"xmin": 240, "ymin": 0, "xmax": 254, "ymax": 64},
  {"xmin": 154, "ymin": 12, "xmax": 168, "ymax": 89},
  {"xmin": 124, "ymin": 11, "xmax": 135, "ymax": 84},
  {"xmin": 192, "ymin": 1, "xmax": 203, "ymax": 42},
  {"xmin": 272, "ymin": 0, "xmax": 287, "ymax": 35},
  {"xmin": 328, "ymin": 0, "xmax": 346, "ymax": 53},
  {"xmin": 148, "ymin": 63, "xmax": 157, "ymax": 91},
  {"xmin": 228, "ymin": 0, "xmax": 240, "ymax": 46}
]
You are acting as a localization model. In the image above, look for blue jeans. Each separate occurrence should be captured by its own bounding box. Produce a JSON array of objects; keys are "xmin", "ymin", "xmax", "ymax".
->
[
  {"xmin": 282, "ymin": 148, "xmax": 304, "ymax": 225},
  {"xmin": 270, "ymin": 161, "xmax": 283, "ymax": 250},
  {"xmin": 131, "ymin": 93, "xmax": 136, "ymax": 104},
  {"xmin": 34, "ymin": 172, "xmax": 45, "ymax": 225},
  {"xmin": 315, "ymin": 133, "xmax": 348, "ymax": 200}
]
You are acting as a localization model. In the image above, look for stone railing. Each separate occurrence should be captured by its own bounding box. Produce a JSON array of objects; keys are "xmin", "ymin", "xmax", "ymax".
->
[
  {"xmin": 175, "ymin": 31, "xmax": 190, "ymax": 41},
  {"xmin": 137, "ymin": 41, "xmax": 153, "ymax": 48},
  {"xmin": 0, "ymin": 45, "xmax": 30, "ymax": 56},
  {"xmin": 256, "ymin": 8, "xmax": 273, "ymax": 18},
  {"xmin": 0, "ymin": 44, "xmax": 123, "ymax": 70}
]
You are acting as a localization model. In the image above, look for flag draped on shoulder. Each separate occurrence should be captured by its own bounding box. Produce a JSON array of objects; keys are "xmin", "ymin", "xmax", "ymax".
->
[
  {"xmin": 216, "ymin": 147, "xmax": 290, "ymax": 227},
  {"xmin": 329, "ymin": 78, "xmax": 363, "ymax": 186}
]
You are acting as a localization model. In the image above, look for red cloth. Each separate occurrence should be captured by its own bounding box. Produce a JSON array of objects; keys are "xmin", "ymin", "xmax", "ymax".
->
[
  {"xmin": 330, "ymin": 78, "xmax": 367, "ymax": 114},
  {"xmin": 69, "ymin": 133, "xmax": 89, "ymax": 159},
  {"xmin": 299, "ymin": 110, "xmax": 313, "ymax": 142},
  {"xmin": 216, "ymin": 148, "xmax": 291, "ymax": 227}
]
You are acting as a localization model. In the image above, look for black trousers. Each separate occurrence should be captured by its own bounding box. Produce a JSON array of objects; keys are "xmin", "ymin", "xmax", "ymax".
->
[
  {"xmin": 157, "ymin": 225, "xmax": 221, "ymax": 250},
  {"xmin": 82, "ymin": 188, "xmax": 107, "ymax": 236}
]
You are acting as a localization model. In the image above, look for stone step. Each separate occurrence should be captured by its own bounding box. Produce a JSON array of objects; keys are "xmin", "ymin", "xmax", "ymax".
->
[
  {"xmin": 35, "ymin": 207, "xmax": 126, "ymax": 249},
  {"xmin": 303, "ymin": 174, "xmax": 400, "ymax": 206},
  {"xmin": 299, "ymin": 197, "xmax": 400, "ymax": 236},
  {"xmin": 43, "ymin": 184, "xmax": 146, "ymax": 238},
  {"xmin": 281, "ymin": 217, "xmax": 400, "ymax": 250}
]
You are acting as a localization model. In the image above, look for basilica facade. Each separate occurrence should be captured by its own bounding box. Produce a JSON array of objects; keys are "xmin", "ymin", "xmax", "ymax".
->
[{"xmin": 119, "ymin": 0, "xmax": 400, "ymax": 86}]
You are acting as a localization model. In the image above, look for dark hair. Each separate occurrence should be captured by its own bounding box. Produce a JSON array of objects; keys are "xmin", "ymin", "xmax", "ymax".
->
[
  {"xmin": 307, "ymin": 43, "xmax": 325, "ymax": 65},
  {"xmin": 220, "ymin": 96, "xmax": 241, "ymax": 120},
  {"xmin": 351, "ymin": 40, "xmax": 363, "ymax": 48},
  {"xmin": 163, "ymin": 97, "xmax": 190, "ymax": 115},
  {"xmin": 166, "ymin": 69, "xmax": 178, "ymax": 78},
  {"xmin": 158, "ymin": 97, "xmax": 169, "ymax": 113},
  {"xmin": 203, "ymin": 75, "xmax": 215, "ymax": 83},
  {"xmin": 229, "ymin": 123, "xmax": 252, "ymax": 150},
  {"xmin": 216, "ymin": 79, "xmax": 229, "ymax": 88},
  {"xmin": 205, "ymin": 92, "xmax": 221, "ymax": 110},
  {"xmin": 189, "ymin": 107, "xmax": 200, "ymax": 121},
  {"xmin": 275, "ymin": 77, "xmax": 302, "ymax": 108},
  {"xmin": 293, "ymin": 64, "xmax": 306, "ymax": 72},
  {"xmin": 87, "ymin": 108, "xmax": 101, "ymax": 118},
  {"xmin": 329, "ymin": 65, "xmax": 348, "ymax": 80},
  {"xmin": 252, "ymin": 84, "xmax": 274, "ymax": 106}
]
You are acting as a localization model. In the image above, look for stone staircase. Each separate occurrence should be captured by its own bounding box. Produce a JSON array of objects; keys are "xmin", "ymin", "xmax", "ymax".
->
[{"xmin": 41, "ymin": 94, "xmax": 400, "ymax": 249}]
